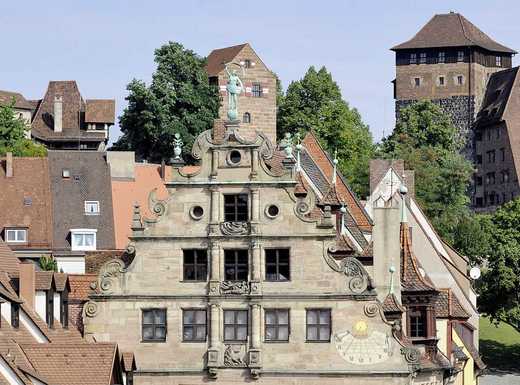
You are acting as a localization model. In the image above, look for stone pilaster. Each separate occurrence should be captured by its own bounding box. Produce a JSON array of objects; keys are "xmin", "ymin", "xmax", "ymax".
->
[
  {"xmin": 250, "ymin": 149, "xmax": 258, "ymax": 179},
  {"xmin": 250, "ymin": 188, "xmax": 260, "ymax": 234},
  {"xmin": 209, "ymin": 241, "xmax": 220, "ymax": 295},
  {"xmin": 208, "ymin": 303, "xmax": 220, "ymax": 367},
  {"xmin": 249, "ymin": 304, "xmax": 262, "ymax": 369},
  {"xmin": 250, "ymin": 240, "xmax": 262, "ymax": 295},
  {"xmin": 209, "ymin": 186, "xmax": 220, "ymax": 234},
  {"xmin": 211, "ymin": 149, "xmax": 219, "ymax": 179}
]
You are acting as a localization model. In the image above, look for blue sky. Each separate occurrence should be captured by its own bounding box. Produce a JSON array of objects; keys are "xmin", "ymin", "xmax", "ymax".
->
[{"xmin": 1, "ymin": 0, "xmax": 519, "ymax": 144}]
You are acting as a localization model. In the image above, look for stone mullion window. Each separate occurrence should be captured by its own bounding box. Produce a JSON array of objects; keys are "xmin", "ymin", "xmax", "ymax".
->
[
  {"xmin": 224, "ymin": 250, "xmax": 249, "ymax": 281},
  {"xmin": 251, "ymin": 83, "xmax": 263, "ymax": 97},
  {"xmin": 183, "ymin": 249, "xmax": 208, "ymax": 281},
  {"xmin": 224, "ymin": 194, "xmax": 248, "ymax": 222},
  {"xmin": 224, "ymin": 310, "xmax": 248, "ymax": 342},
  {"xmin": 265, "ymin": 249, "xmax": 290, "ymax": 281},
  {"xmin": 265, "ymin": 309, "xmax": 289, "ymax": 342},
  {"xmin": 182, "ymin": 309, "xmax": 207, "ymax": 342},
  {"xmin": 306, "ymin": 309, "xmax": 331, "ymax": 342},
  {"xmin": 142, "ymin": 308, "xmax": 167, "ymax": 342}
]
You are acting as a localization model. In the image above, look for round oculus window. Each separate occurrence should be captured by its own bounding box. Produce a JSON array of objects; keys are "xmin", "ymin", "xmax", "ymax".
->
[
  {"xmin": 228, "ymin": 150, "xmax": 242, "ymax": 165},
  {"xmin": 265, "ymin": 204, "xmax": 280, "ymax": 218},
  {"xmin": 190, "ymin": 205, "xmax": 204, "ymax": 220}
]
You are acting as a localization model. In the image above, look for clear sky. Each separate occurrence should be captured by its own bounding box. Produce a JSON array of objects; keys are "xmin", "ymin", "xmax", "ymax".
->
[{"xmin": 1, "ymin": 0, "xmax": 518, "ymax": 144}]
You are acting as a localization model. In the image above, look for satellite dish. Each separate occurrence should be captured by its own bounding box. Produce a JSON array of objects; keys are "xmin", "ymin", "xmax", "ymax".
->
[{"xmin": 470, "ymin": 267, "xmax": 481, "ymax": 280}]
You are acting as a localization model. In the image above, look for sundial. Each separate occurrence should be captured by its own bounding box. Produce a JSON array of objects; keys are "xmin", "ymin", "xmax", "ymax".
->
[{"xmin": 334, "ymin": 320, "xmax": 392, "ymax": 365}]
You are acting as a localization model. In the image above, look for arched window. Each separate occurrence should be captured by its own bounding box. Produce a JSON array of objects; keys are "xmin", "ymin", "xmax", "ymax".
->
[{"xmin": 242, "ymin": 112, "xmax": 251, "ymax": 124}]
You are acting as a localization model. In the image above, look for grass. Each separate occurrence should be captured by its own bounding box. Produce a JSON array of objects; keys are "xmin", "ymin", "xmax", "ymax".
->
[{"xmin": 479, "ymin": 316, "xmax": 520, "ymax": 371}]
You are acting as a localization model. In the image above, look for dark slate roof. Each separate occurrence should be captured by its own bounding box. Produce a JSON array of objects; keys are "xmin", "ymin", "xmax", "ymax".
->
[
  {"xmin": 400, "ymin": 223, "xmax": 437, "ymax": 293},
  {"xmin": 392, "ymin": 13, "xmax": 516, "ymax": 53},
  {"xmin": 475, "ymin": 67, "xmax": 519, "ymax": 127},
  {"xmin": 0, "ymin": 90, "xmax": 33, "ymax": 110},
  {"xmin": 31, "ymin": 81, "xmax": 107, "ymax": 143},
  {"xmin": 435, "ymin": 289, "xmax": 470, "ymax": 319},
  {"xmin": 382, "ymin": 293, "xmax": 405, "ymax": 313},
  {"xmin": 48, "ymin": 151, "xmax": 116, "ymax": 251},
  {"xmin": 85, "ymin": 99, "xmax": 115, "ymax": 124},
  {"xmin": 205, "ymin": 44, "xmax": 247, "ymax": 77}
]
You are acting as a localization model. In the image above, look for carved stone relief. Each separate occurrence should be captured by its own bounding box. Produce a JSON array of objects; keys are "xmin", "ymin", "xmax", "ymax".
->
[
  {"xmin": 224, "ymin": 344, "xmax": 247, "ymax": 367},
  {"xmin": 90, "ymin": 259, "xmax": 126, "ymax": 294},
  {"xmin": 220, "ymin": 221, "xmax": 250, "ymax": 236},
  {"xmin": 220, "ymin": 281, "xmax": 249, "ymax": 295}
]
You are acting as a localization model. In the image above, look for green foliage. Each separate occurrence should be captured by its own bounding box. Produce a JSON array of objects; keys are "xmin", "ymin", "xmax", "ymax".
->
[
  {"xmin": 39, "ymin": 256, "xmax": 58, "ymax": 272},
  {"xmin": 478, "ymin": 199, "xmax": 520, "ymax": 332},
  {"xmin": 379, "ymin": 100, "xmax": 473, "ymax": 242},
  {"xmin": 112, "ymin": 41, "xmax": 220, "ymax": 162},
  {"xmin": 0, "ymin": 99, "xmax": 46, "ymax": 157},
  {"xmin": 277, "ymin": 66, "xmax": 374, "ymax": 198}
]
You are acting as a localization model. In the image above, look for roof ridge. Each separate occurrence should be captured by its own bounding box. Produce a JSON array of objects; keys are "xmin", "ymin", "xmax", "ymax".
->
[{"xmin": 457, "ymin": 13, "xmax": 474, "ymax": 46}]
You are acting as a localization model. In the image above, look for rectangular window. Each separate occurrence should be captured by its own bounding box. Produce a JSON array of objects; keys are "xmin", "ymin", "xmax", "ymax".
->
[
  {"xmin": 476, "ymin": 155, "xmax": 482, "ymax": 164},
  {"xmin": 496, "ymin": 127, "xmax": 500, "ymax": 139},
  {"xmin": 475, "ymin": 176, "xmax": 482, "ymax": 186},
  {"xmin": 251, "ymin": 83, "xmax": 263, "ymax": 97},
  {"xmin": 306, "ymin": 309, "xmax": 331, "ymax": 342},
  {"xmin": 84, "ymin": 201, "xmax": 100, "ymax": 215},
  {"xmin": 244, "ymin": 59, "xmax": 251, "ymax": 68},
  {"xmin": 476, "ymin": 197, "xmax": 483, "ymax": 207},
  {"xmin": 265, "ymin": 249, "xmax": 290, "ymax": 281},
  {"xmin": 409, "ymin": 53, "xmax": 417, "ymax": 64},
  {"xmin": 503, "ymin": 170, "xmax": 510, "ymax": 183},
  {"xmin": 70, "ymin": 229, "xmax": 97, "ymax": 251},
  {"xmin": 487, "ymin": 150, "xmax": 496, "ymax": 163},
  {"xmin": 183, "ymin": 249, "xmax": 208, "ymax": 281},
  {"xmin": 182, "ymin": 309, "xmax": 207, "ymax": 342},
  {"xmin": 457, "ymin": 50, "xmax": 464, "ymax": 62},
  {"xmin": 487, "ymin": 172, "xmax": 496, "ymax": 185},
  {"xmin": 409, "ymin": 307, "xmax": 427, "ymax": 338},
  {"xmin": 224, "ymin": 249, "xmax": 248, "ymax": 281},
  {"xmin": 438, "ymin": 51, "xmax": 445, "ymax": 63},
  {"xmin": 224, "ymin": 310, "xmax": 248, "ymax": 342},
  {"xmin": 142, "ymin": 309, "xmax": 167, "ymax": 342},
  {"xmin": 5, "ymin": 228, "xmax": 27, "ymax": 243},
  {"xmin": 501, "ymin": 148, "xmax": 505, "ymax": 161},
  {"xmin": 265, "ymin": 309, "xmax": 289, "ymax": 342},
  {"xmin": 438, "ymin": 76, "xmax": 445, "ymax": 86},
  {"xmin": 496, "ymin": 56, "xmax": 502, "ymax": 67},
  {"xmin": 414, "ymin": 77, "xmax": 421, "ymax": 87},
  {"xmin": 419, "ymin": 52, "xmax": 426, "ymax": 64},
  {"xmin": 11, "ymin": 303, "xmax": 19, "ymax": 329},
  {"xmin": 224, "ymin": 194, "xmax": 248, "ymax": 222},
  {"xmin": 457, "ymin": 75, "xmax": 464, "ymax": 85}
]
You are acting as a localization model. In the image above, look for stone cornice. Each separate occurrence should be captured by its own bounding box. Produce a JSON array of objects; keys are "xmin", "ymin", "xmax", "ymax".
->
[
  {"xmin": 129, "ymin": 233, "xmax": 336, "ymax": 241},
  {"xmin": 90, "ymin": 293, "xmax": 377, "ymax": 301},
  {"xmin": 165, "ymin": 180, "xmax": 297, "ymax": 187},
  {"xmin": 135, "ymin": 368, "xmax": 410, "ymax": 376}
]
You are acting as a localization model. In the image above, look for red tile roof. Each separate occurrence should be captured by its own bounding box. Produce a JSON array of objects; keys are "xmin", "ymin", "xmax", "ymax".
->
[
  {"xmin": 85, "ymin": 99, "xmax": 115, "ymax": 124},
  {"xmin": 68, "ymin": 274, "xmax": 96, "ymax": 301},
  {"xmin": 382, "ymin": 293, "xmax": 405, "ymax": 313},
  {"xmin": 206, "ymin": 44, "xmax": 248, "ymax": 77},
  {"xmin": 392, "ymin": 13, "xmax": 516, "ymax": 53},
  {"xmin": 0, "ymin": 90, "xmax": 33, "ymax": 110},
  {"xmin": 0, "ymin": 241, "xmax": 20, "ymax": 277},
  {"xmin": 435, "ymin": 289, "xmax": 470, "ymax": 319}
]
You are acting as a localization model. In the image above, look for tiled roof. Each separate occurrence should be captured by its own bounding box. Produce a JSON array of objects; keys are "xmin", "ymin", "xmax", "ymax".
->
[
  {"xmin": 53, "ymin": 273, "xmax": 68, "ymax": 292},
  {"xmin": 0, "ymin": 157, "xmax": 53, "ymax": 251},
  {"xmin": 85, "ymin": 99, "xmax": 115, "ymax": 124},
  {"xmin": 435, "ymin": 289, "xmax": 470, "ymax": 319},
  {"xmin": 475, "ymin": 67, "xmax": 519, "ymax": 127},
  {"xmin": 392, "ymin": 13, "xmax": 516, "ymax": 53},
  {"xmin": 382, "ymin": 293, "xmax": 405, "ymax": 313},
  {"xmin": 400, "ymin": 222, "xmax": 436, "ymax": 292},
  {"xmin": 206, "ymin": 44, "xmax": 248, "ymax": 77},
  {"xmin": 318, "ymin": 184, "xmax": 344, "ymax": 207},
  {"xmin": 0, "ymin": 241, "xmax": 20, "ymax": 277},
  {"xmin": 20, "ymin": 343, "xmax": 120, "ymax": 385},
  {"xmin": 121, "ymin": 352, "xmax": 136, "ymax": 372},
  {"xmin": 31, "ymin": 81, "xmax": 107, "ymax": 143},
  {"xmin": 34, "ymin": 272, "xmax": 53, "ymax": 291},
  {"xmin": 0, "ymin": 90, "xmax": 33, "ymax": 110},
  {"xmin": 68, "ymin": 274, "xmax": 96, "ymax": 301}
]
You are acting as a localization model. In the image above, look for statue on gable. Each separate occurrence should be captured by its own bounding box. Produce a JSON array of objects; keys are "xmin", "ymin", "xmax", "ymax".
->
[{"xmin": 225, "ymin": 63, "xmax": 245, "ymax": 121}]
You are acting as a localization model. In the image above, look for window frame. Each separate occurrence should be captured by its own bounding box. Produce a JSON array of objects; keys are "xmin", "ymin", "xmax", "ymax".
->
[
  {"xmin": 223, "ymin": 194, "xmax": 249, "ymax": 222},
  {"xmin": 141, "ymin": 308, "xmax": 167, "ymax": 342},
  {"xmin": 182, "ymin": 308, "xmax": 207, "ymax": 342},
  {"xmin": 409, "ymin": 53, "xmax": 417, "ymax": 64},
  {"xmin": 457, "ymin": 50, "xmax": 465, "ymax": 62},
  {"xmin": 223, "ymin": 309, "xmax": 249, "ymax": 342},
  {"xmin": 224, "ymin": 249, "xmax": 249, "ymax": 281},
  {"xmin": 496, "ymin": 56, "xmax": 502, "ymax": 67},
  {"xmin": 84, "ymin": 200, "xmax": 100, "ymax": 215},
  {"xmin": 306, "ymin": 308, "xmax": 331, "ymax": 342},
  {"xmin": 408, "ymin": 307, "xmax": 427, "ymax": 338},
  {"xmin": 265, "ymin": 248, "xmax": 290, "ymax": 282},
  {"xmin": 70, "ymin": 229, "xmax": 97, "ymax": 251},
  {"xmin": 182, "ymin": 249, "xmax": 208, "ymax": 282},
  {"xmin": 438, "ymin": 51, "xmax": 445, "ymax": 63},
  {"xmin": 264, "ymin": 308, "xmax": 290, "ymax": 342},
  {"xmin": 413, "ymin": 77, "xmax": 421, "ymax": 88},
  {"xmin": 4, "ymin": 228, "xmax": 27, "ymax": 243},
  {"xmin": 419, "ymin": 52, "xmax": 427, "ymax": 64},
  {"xmin": 251, "ymin": 82, "xmax": 263, "ymax": 98},
  {"xmin": 242, "ymin": 112, "xmax": 251, "ymax": 124}
]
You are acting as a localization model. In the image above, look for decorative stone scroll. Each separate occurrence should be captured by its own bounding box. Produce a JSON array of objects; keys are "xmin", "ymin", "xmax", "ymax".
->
[
  {"xmin": 84, "ymin": 301, "xmax": 98, "ymax": 318},
  {"xmin": 144, "ymin": 188, "xmax": 169, "ymax": 224},
  {"xmin": 364, "ymin": 303, "xmax": 380, "ymax": 318},
  {"xmin": 220, "ymin": 281, "xmax": 249, "ymax": 295},
  {"xmin": 401, "ymin": 346, "xmax": 420, "ymax": 365},
  {"xmin": 224, "ymin": 345, "xmax": 247, "ymax": 367},
  {"xmin": 91, "ymin": 259, "xmax": 126, "ymax": 294},
  {"xmin": 323, "ymin": 247, "xmax": 374, "ymax": 295},
  {"xmin": 220, "ymin": 221, "xmax": 250, "ymax": 236}
]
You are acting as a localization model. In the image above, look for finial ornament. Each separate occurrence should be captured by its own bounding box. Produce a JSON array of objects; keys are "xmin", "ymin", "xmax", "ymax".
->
[
  {"xmin": 224, "ymin": 62, "xmax": 245, "ymax": 121},
  {"xmin": 339, "ymin": 203, "xmax": 347, "ymax": 231},
  {"xmin": 399, "ymin": 174, "xmax": 408, "ymax": 223},
  {"xmin": 131, "ymin": 202, "xmax": 144, "ymax": 232},
  {"xmin": 295, "ymin": 133, "xmax": 302, "ymax": 171},
  {"xmin": 332, "ymin": 149, "xmax": 338, "ymax": 185},
  {"xmin": 389, "ymin": 265, "xmax": 396, "ymax": 294},
  {"xmin": 281, "ymin": 132, "xmax": 294, "ymax": 158},
  {"xmin": 172, "ymin": 133, "xmax": 183, "ymax": 160}
]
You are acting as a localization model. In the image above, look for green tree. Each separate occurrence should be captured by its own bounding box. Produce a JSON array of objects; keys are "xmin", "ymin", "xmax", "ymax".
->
[
  {"xmin": 0, "ymin": 99, "xmax": 47, "ymax": 157},
  {"xmin": 277, "ymin": 66, "xmax": 374, "ymax": 198},
  {"xmin": 112, "ymin": 42, "xmax": 220, "ymax": 162},
  {"xmin": 380, "ymin": 100, "xmax": 473, "ymax": 242},
  {"xmin": 478, "ymin": 198, "xmax": 520, "ymax": 331},
  {"xmin": 39, "ymin": 256, "xmax": 57, "ymax": 272}
]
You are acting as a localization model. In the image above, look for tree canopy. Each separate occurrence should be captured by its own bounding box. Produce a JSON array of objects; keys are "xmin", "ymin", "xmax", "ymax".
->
[
  {"xmin": 379, "ymin": 100, "xmax": 473, "ymax": 243},
  {"xmin": 112, "ymin": 41, "xmax": 220, "ymax": 162},
  {"xmin": 0, "ymin": 99, "xmax": 46, "ymax": 157},
  {"xmin": 277, "ymin": 66, "xmax": 374, "ymax": 198}
]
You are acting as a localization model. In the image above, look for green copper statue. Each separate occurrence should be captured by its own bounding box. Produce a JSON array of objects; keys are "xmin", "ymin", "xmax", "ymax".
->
[{"xmin": 225, "ymin": 63, "xmax": 244, "ymax": 121}]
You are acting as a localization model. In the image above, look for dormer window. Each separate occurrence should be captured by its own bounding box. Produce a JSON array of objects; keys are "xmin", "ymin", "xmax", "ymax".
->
[
  {"xmin": 70, "ymin": 229, "xmax": 97, "ymax": 251},
  {"xmin": 85, "ymin": 201, "xmax": 100, "ymax": 215},
  {"xmin": 5, "ymin": 228, "xmax": 27, "ymax": 243},
  {"xmin": 408, "ymin": 307, "xmax": 427, "ymax": 338}
]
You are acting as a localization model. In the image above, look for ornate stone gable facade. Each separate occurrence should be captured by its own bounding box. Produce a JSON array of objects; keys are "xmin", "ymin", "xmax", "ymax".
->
[{"xmin": 82, "ymin": 120, "xmax": 449, "ymax": 384}]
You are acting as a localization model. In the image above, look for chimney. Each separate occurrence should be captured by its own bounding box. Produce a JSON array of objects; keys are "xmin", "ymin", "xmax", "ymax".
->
[
  {"xmin": 5, "ymin": 152, "xmax": 13, "ymax": 178},
  {"xmin": 372, "ymin": 207, "xmax": 401, "ymax": 301},
  {"xmin": 19, "ymin": 262, "xmax": 36, "ymax": 310},
  {"xmin": 54, "ymin": 96, "xmax": 63, "ymax": 132}
]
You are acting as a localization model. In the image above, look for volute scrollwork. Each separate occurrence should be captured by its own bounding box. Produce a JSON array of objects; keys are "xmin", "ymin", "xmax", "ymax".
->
[
  {"xmin": 84, "ymin": 301, "xmax": 98, "ymax": 318},
  {"xmin": 220, "ymin": 281, "xmax": 249, "ymax": 295},
  {"xmin": 144, "ymin": 188, "xmax": 170, "ymax": 224},
  {"xmin": 91, "ymin": 259, "xmax": 126, "ymax": 294},
  {"xmin": 220, "ymin": 221, "xmax": 250, "ymax": 236}
]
